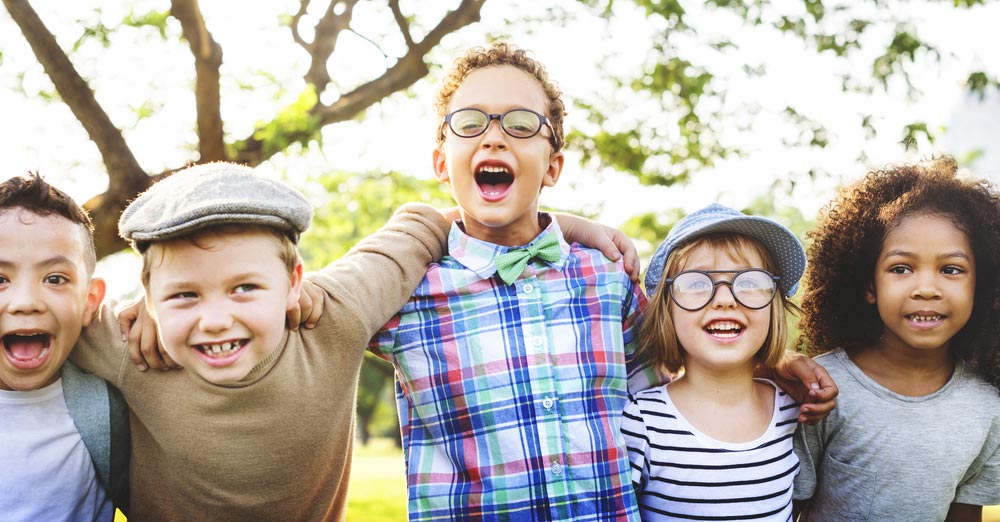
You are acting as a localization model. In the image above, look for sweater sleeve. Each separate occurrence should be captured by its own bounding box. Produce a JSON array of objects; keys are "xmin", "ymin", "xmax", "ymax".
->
[
  {"xmin": 308, "ymin": 203, "xmax": 450, "ymax": 344},
  {"xmin": 68, "ymin": 300, "xmax": 131, "ymax": 387}
]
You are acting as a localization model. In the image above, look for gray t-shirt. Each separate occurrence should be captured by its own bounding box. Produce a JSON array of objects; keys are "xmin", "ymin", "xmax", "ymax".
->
[{"xmin": 794, "ymin": 349, "xmax": 1000, "ymax": 521}]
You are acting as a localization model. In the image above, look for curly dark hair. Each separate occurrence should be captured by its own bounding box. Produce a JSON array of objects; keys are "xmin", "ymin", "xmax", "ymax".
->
[
  {"xmin": 434, "ymin": 41, "xmax": 565, "ymax": 152},
  {"xmin": 799, "ymin": 156, "xmax": 1000, "ymax": 391},
  {"xmin": 0, "ymin": 172, "xmax": 97, "ymax": 273}
]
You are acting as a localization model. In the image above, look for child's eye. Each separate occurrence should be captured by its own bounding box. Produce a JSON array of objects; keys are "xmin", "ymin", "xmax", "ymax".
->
[
  {"xmin": 888, "ymin": 265, "xmax": 911, "ymax": 275},
  {"xmin": 44, "ymin": 274, "xmax": 69, "ymax": 285},
  {"xmin": 234, "ymin": 283, "xmax": 258, "ymax": 294},
  {"xmin": 941, "ymin": 265, "xmax": 965, "ymax": 275},
  {"xmin": 169, "ymin": 291, "xmax": 197, "ymax": 300}
]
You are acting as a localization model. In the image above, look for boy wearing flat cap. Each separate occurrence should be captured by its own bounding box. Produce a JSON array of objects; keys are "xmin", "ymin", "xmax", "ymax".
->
[
  {"xmin": 65, "ymin": 162, "xmax": 452, "ymax": 521},
  {"xmin": 69, "ymin": 162, "xmax": 632, "ymax": 521}
]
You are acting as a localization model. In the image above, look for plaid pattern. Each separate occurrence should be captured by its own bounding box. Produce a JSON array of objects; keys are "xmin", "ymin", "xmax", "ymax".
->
[{"xmin": 372, "ymin": 216, "xmax": 656, "ymax": 521}]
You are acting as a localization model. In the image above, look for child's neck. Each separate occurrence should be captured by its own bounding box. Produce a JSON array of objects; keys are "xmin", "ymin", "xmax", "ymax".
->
[
  {"xmin": 850, "ymin": 341, "xmax": 955, "ymax": 397},
  {"xmin": 667, "ymin": 363, "xmax": 774, "ymax": 444},
  {"xmin": 459, "ymin": 211, "xmax": 546, "ymax": 247}
]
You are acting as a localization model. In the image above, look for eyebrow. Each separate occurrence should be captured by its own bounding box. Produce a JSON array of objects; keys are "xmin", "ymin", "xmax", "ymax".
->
[
  {"xmin": 882, "ymin": 249, "xmax": 973, "ymax": 261},
  {"xmin": 0, "ymin": 255, "xmax": 80, "ymax": 271}
]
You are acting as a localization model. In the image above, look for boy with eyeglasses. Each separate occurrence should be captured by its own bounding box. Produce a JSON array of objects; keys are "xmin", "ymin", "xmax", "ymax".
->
[{"xmin": 371, "ymin": 42, "xmax": 837, "ymax": 521}]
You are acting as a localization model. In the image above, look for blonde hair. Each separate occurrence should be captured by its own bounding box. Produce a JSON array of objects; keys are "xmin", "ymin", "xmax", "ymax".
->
[
  {"xmin": 140, "ymin": 225, "xmax": 299, "ymax": 289},
  {"xmin": 637, "ymin": 233, "xmax": 796, "ymax": 374}
]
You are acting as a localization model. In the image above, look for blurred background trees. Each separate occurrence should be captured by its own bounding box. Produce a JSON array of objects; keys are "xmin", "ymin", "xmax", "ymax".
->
[{"xmin": 4, "ymin": 0, "xmax": 998, "ymax": 443}]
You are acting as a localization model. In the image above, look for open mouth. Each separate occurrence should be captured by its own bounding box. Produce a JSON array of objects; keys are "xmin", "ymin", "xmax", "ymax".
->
[
  {"xmin": 475, "ymin": 165, "xmax": 514, "ymax": 201},
  {"xmin": 906, "ymin": 313, "xmax": 944, "ymax": 324},
  {"xmin": 705, "ymin": 320, "xmax": 743, "ymax": 339},
  {"xmin": 3, "ymin": 332, "xmax": 53, "ymax": 369},
  {"xmin": 194, "ymin": 340, "xmax": 248, "ymax": 359}
]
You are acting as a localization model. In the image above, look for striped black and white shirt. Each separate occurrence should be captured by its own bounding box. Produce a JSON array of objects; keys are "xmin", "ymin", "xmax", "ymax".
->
[{"xmin": 621, "ymin": 379, "xmax": 800, "ymax": 521}]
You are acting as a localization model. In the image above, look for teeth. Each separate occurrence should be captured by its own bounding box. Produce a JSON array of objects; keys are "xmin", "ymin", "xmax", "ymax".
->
[
  {"xmin": 909, "ymin": 314, "xmax": 942, "ymax": 323},
  {"xmin": 479, "ymin": 166, "xmax": 509, "ymax": 174},
  {"xmin": 706, "ymin": 321, "xmax": 742, "ymax": 338},
  {"xmin": 197, "ymin": 341, "xmax": 242, "ymax": 357}
]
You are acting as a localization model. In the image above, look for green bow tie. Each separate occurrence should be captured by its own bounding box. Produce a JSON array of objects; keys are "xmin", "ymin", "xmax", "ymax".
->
[{"xmin": 493, "ymin": 233, "xmax": 562, "ymax": 285}]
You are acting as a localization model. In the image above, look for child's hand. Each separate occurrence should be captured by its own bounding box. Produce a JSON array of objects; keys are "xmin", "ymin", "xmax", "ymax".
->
[
  {"xmin": 555, "ymin": 213, "xmax": 641, "ymax": 282},
  {"xmin": 771, "ymin": 351, "xmax": 839, "ymax": 425},
  {"xmin": 116, "ymin": 298, "xmax": 177, "ymax": 371},
  {"xmin": 288, "ymin": 276, "xmax": 325, "ymax": 330}
]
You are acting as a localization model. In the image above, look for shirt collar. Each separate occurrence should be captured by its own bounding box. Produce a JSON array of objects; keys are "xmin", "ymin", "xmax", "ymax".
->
[{"xmin": 447, "ymin": 213, "xmax": 571, "ymax": 280}]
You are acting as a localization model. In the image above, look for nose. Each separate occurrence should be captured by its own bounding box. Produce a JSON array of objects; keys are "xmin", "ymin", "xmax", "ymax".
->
[
  {"xmin": 5, "ymin": 282, "xmax": 46, "ymax": 315},
  {"xmin": 480, "ymin": 119, "xmax": 508, "ymax": 151},
  {"xmin": 910, "ymin": 271, "xmax": 942, "ymax": 300},
  {"xmin": 198, "ymin": 300, "xmax": 235, "ymax": 332},
  {"xmin": 710, "ymin": 282, "xmax": 738, "ymax": 309}
]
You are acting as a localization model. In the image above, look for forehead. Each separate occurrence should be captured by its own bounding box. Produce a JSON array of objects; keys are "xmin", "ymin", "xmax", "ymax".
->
[
  {"xmin": 676, "ymin": 238, "xmax": 765, "ymax": 271},
  {"xmin": 147, "ymin": 228, "xmax": 285, "ymax": 274},
  {"xmin": 0, "ymin": 208, "xmax": 91, "ymax": 267},
  {"xmin": 449, "ymin": 65, "xmax": 548, "ymax": 113},
  {"xmin": 882, "ymin": 213, "xmax": 973, "ymax": 256}
]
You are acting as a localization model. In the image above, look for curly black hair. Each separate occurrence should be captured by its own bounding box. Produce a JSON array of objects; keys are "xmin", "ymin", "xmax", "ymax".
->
[{"xmin": 799, "ymin": 156, "xmax": 1000, "ymax": 392}]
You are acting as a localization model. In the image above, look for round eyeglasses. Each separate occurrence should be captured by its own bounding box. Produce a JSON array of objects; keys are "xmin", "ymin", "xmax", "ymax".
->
[
  {"xmin": 664, "ymin": 269, "xmax": 780, "ymax": 311},
  {"xmin": 443, "ymin": 108, "xmax": 557, "ymax": 149}
]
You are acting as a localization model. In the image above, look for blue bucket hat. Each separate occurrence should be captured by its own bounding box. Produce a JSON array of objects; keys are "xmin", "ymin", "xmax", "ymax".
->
[{"xmin": 644, "ymin": 203, "xmax": 806, "ymax": 299}]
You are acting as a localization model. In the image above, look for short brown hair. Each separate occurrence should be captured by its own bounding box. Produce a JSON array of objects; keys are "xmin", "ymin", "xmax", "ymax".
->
[
  {"xmin": 0, "ymin": 172, "xmax": 97, "ymax": 274},
  {"xmin": 140, "ymin": 225, "xmax": 299, "ymax": 289},
  {"xmin": 637, "ymin": 233, "xmax": 795, "ymax": 374},
  {"xmin": 434, "ymin": 41, "xmax": 565, "ymax": 152}
]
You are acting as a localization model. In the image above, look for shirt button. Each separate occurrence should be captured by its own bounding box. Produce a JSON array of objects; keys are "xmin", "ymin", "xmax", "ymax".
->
[
  {"xmin": 532, "ymin": 336, "xmax": 544, "ymax": 347},
  {"xmin": 523, "ymin": 283, "xmax": 534, "ymax": 294},
  {"xmin": 551, "ymin": 463, "xmax": 562, "ymax": 476},
  {"xmin": 542, "ymin": 397, "xmax": 554, "ymax": 409}
]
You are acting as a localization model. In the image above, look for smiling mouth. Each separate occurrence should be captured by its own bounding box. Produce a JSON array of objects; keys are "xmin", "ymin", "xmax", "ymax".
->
[
  {"xmin": 475, "ymin": 165, "xmax": 514, "ymax": 199},
  {"xmin": 705, "ymin": 320, "xmax": 743, "ymax": 339},
  {"xmin": 194, "ymin": 340, "xmax": 248, "ymax": 358},
  {"xmin": 907, "ymin": 313, "xmax": 944, "ymax": 323},
  {"xmin": 3, "ymin": 333, "xmax": 53, "ymax": 367}
]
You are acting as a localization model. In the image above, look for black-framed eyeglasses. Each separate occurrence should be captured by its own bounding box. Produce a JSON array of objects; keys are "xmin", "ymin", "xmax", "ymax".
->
[
  {"xmin": 664, "ymin": 269, "xmax": 780, "ymax": 311},
  {"xmin": 443, "ymin": 108, "xmax": 558, "ymax": 149}
]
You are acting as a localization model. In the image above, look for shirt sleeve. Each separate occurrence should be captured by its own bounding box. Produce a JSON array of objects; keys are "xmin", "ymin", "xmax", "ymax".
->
[
  {"xmin": 308, "ymin": 203, "xmax": 449, "ymax": 346},
  {"xmin": 69, "ymin": 300, "xmax": 131, "ymax": 386},
  {"xmin": 621, "ymin": 396, "xmax": 651, "ymax": 494},
  {"xmin": 793, "ymin": 420, "xmax": 824, "ymax": 501},
  {"xmin": 954, "ymin": 414, "xmax": 1000, "ymax": 506}
]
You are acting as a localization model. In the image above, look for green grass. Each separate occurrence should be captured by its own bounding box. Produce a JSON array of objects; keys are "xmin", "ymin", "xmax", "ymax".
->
[
  {"xmin": 344, "ymin": 441, "xmax": 1000, "ymax": 522},
  {"xmin": 347, "ymin": 438, "xmax": 407, "ymax": 522}
]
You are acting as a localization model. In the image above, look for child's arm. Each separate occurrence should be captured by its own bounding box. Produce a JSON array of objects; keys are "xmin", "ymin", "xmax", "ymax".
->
[
  {"xmin": 770, "ymin": 351, "xmax": 839, "ymax": 424},
  {"xmin": 553, "ymin": 213, "xmax": 640, "ymax": 282},
  {"xmin": 944, "ymin": 503, "xmax": 982, "ymax": 522}
]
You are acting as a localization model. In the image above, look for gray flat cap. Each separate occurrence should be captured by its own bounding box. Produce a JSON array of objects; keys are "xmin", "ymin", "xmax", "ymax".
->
[{"xmin": 119, "ymin": 162, "xmax": 312, "ymax": 249}]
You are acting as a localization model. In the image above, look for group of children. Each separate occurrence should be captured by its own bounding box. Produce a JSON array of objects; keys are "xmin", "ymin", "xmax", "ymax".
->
[{"xmin": 0, "ymin": 40, "xmax": 997, "ymax": 522}]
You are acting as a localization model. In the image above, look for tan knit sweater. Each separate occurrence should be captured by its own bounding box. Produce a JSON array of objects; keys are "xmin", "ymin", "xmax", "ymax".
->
[{"xmin": 71, "ymin": 204, "xmax": 449, "ymax": 521}]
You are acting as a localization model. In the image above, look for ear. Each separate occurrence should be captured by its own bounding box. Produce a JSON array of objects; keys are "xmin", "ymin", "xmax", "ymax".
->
[
  {"xmin": 864, "ymin": 282, "xmax": 876, "ymax": 305},
  {"xmin": 286, "ymin": 261, "xmax": 304, "ymax": 311},
  {"xmin": 542, "ymin": 150, "xmax": 565, "ymax": 188},
  {"xmin": 433, "ymin": 148, "xmax": 450, "ymax": 184},
  {"xmin": 81, "ymin": 277, "xmax": 107, "ymax": 327}
]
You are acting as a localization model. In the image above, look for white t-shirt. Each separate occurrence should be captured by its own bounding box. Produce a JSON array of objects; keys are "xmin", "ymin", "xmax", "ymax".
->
[{"xmin": 0, "ymin": 379, "xmax": 114, "ymax": 522}]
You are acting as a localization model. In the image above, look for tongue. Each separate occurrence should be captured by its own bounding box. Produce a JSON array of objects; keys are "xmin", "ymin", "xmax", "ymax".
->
[
  {"xmin": 480, "ymin": 181, "xmax": 511, "ymax": 194},
  {"xmin": 7, "ymin": 337, "xmax": 47, "ymax": 360}
]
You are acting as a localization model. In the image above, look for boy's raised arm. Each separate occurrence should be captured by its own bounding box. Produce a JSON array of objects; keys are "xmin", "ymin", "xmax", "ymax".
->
[{"xmin": 308, "ymin": 202, "xmax": 451, "ymax": 339}]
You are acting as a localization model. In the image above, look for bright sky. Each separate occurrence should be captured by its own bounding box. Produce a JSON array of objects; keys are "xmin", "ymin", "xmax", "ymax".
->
[{"xmin": 2, "ymin": 0, "xmax": 999, "ymax": 296}]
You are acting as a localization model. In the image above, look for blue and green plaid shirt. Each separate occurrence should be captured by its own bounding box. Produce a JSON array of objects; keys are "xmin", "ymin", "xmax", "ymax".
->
[{"xmin": 372, "ymin": 215, "xmax": 657, "ymax": 521}]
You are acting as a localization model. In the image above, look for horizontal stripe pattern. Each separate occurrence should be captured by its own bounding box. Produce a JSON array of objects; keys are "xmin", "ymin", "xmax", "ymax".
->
[{"xmin": 621, "ymin": 382, "xmax": 799, "ymax": 521}]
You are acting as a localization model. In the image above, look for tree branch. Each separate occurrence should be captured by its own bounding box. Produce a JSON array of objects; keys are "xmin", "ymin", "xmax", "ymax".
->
[
  {"xmin": 233, "ymin": 0, "xmax": 486, "ymax": 166},
  {"xmin": 388, "ymin": 0, "xmax": 414, "ymax": 48},
  {"xmin": 303, "ymin": 0, "xmax": 359, "ymax": 89},
  {"xmin": 3, "ymin": 0, "xmax": 151, "ymax": 256},
  {"xmin": 170, "ymin": 0, "xmax": 226, "ymax": 162}
]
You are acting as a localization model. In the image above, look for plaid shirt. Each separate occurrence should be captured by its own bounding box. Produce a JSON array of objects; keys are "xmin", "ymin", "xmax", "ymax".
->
[{"xmin": 372, "ymin": 215, "xmax": 657, "ymax": 521}]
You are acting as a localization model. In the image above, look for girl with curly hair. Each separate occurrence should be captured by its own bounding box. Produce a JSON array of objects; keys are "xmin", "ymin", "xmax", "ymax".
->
[{"xmin": 794, "ymin": 156, "xmax": 1000, "ymax": 521}]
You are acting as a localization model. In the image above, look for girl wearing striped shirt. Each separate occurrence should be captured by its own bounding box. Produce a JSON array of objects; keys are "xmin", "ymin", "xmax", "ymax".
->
[{"xmin": 623, "ymin": 203, "xmax": 807, "ymax": 521}]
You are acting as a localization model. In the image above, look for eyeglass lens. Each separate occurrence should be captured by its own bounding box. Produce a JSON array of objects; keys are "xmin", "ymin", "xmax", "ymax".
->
[
  {"xmin": 669, "ymin": 270, "xmax": 777, "ymax": 310},
  {"xmin": 448, "ymin": 109, "xmax": 543, "ymax": 139}
]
